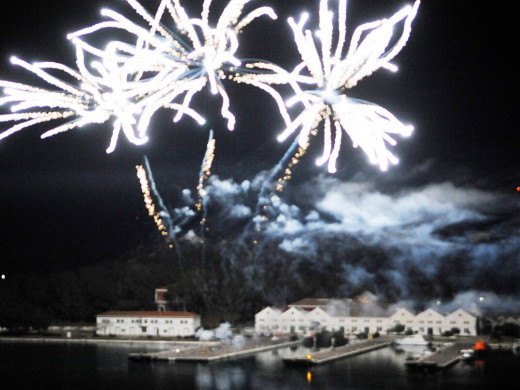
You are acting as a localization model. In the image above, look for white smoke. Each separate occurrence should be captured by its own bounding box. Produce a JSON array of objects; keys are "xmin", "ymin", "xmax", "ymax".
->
[{"xmin": 165, "ymin": 170, "xmax": 520, "ymax": 312}]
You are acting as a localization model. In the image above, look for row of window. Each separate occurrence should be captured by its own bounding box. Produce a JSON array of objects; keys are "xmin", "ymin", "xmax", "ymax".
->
[
  {"xmin": 105, "ymin": 318, "xmax": 192, "ymax": 324},
  {"xmin": 258, "ymin": 325, "xmax": 474, "ymax": 335}
]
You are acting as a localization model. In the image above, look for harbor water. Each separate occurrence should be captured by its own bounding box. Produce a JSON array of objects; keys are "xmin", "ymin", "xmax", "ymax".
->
[{"xmin": 0, "ymin": 340, "xmax": 519, "ymax": 389}]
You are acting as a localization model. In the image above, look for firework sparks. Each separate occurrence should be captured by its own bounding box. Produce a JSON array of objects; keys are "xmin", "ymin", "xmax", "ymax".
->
[{"xmin": 278, "ymin": 0, "xmax": 420, "ymax": 172}]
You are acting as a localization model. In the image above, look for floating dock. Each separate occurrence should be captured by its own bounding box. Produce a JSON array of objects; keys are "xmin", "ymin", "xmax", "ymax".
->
[
  {"xmin": 405, "ymin": 342, "xmax": 473, "ymax": 371},
  {"xmin": 282, "ymin": 337, "xmax": 394, "ymax": 366}
]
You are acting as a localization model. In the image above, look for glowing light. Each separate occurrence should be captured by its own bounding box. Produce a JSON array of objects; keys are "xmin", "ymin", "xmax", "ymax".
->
[
  {"xmin": 307, "ymin": 354, "xmax": 312, "ymax": 360},
  {"xmin": 279, "ymin": 0, "xmax": 420, "ymax": 172},
  {"xmin": 516, "ymin": 187, "xmax": 520, "ymax": 192},
  {"xmin": 1, "ymin": 274, "xmax": 5, "ymax": 280},
  {"xmin": 307, "ymin": 371, "xmax": 312, "ymax": 383}
]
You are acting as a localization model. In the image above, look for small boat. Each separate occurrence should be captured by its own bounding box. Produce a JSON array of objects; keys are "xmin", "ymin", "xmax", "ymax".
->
[
  {"xmin": 460, "ymin": 348, "xmax": 474, "ymax": 361},
  {"xmin": 396, "ymin": 334, "xmax": 429, "ymax": 346}
]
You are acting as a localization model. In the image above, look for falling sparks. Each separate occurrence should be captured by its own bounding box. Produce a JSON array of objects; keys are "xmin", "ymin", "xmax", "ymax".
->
[
  {"xmin": 136, "ymin": 163, "xmax": 170, "ymax": 240},
  {"xmin": 279, "ymin": 0, "xmax": 420, "ymax": 172}
]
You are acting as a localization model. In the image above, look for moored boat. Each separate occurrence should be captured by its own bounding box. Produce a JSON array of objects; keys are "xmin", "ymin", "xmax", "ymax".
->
[{"xmin": 395, "ymin": 334, "xmax": 429, "ymax": 346}]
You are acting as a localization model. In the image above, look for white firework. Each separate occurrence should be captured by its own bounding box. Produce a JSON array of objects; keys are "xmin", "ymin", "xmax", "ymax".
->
[
  {"xmin": 0, "ymin": 35, "xmax": 202, "ymax": 152},
  {"xmin": 148, "ymin": 0, "xmax": 279, "ymax": 130},
  {"xmin": 278, "ymin": 0, "xmax": 420, "ymax": 172},
  {"xmin": 74, "ymin": 0, "xmax": 279, "ymax": 131},
  {"xmin": 0, "ymin": 0, "xmax": 280, "ymax": 151}
]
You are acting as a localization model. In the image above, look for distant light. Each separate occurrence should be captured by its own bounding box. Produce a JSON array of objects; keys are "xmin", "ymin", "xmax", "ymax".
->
[
  {"xmin": 307, "ymin": 354, "xmax": 312, "ymax": 360},
  {"xmin": 479, "ymin": 296, "xmax": 484, "ymax": 302},
  {"xmin": 516, "ymin": 187, "xmax": 520, "ymax": 192},
  {"xmin": 307, "ymin": 371, "xmax": 312, "ymax": 383},
  {"xmin": 1, "ymin": 274, "xmax": 5, "ymax": 280}
]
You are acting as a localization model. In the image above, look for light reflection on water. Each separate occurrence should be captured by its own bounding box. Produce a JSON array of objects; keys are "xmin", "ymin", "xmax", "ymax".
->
[{"xmin": 0, "ymin": 340, "xmax": 519, "ymax": 389}]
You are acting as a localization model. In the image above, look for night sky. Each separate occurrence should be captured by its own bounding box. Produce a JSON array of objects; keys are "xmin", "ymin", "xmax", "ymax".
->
[{"xmin": 0, "ymin": 1, "xmax": 518, "ymax": 310}]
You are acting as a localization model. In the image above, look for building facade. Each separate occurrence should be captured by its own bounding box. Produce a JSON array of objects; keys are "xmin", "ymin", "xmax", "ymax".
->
[
  {"xmin": 96, "ymin": 311, "xmax": 201, "ymax": 337},
  {"xmin": 255, "ymin": 299, "xmax": 477, "ymax": 336}
]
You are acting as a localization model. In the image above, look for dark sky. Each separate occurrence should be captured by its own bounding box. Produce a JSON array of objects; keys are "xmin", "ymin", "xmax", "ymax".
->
[{"xmin": 0, "ymin": 1, "xmax": 519, "ymax": 308}]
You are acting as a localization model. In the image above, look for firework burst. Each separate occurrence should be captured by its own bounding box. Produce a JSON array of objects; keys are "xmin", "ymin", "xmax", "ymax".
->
[{"xmin": 278, "ymin": 0, "xmax": 420, "ymax": 172}]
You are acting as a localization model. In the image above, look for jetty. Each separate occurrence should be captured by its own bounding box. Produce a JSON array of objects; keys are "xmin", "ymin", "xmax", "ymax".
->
[
  {"xmin": 129, "ymin": 336, "xmax": 300, "ymax": 362},
  {"xmin": 282, "ymin": 336, "xmax": 394, "ymax": 366}
]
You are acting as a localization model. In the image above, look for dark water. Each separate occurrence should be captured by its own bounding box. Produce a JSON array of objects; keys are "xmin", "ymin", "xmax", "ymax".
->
[{"xmin": 1, "ymin": 341, "xmax": 519, "ymax": 389}]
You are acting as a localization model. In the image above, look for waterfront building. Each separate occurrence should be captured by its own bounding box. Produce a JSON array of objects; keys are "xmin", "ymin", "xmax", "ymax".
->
[
  {"xmin": 96, "ymin": 311, "xmax": 201, "ymax": 337},
  {"xmin": 255, "ymin": 298, "xmax": 478, "ymax": 336}
]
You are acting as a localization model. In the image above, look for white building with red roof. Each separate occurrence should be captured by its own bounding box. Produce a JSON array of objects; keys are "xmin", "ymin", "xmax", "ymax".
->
[{"xmin": 96, "ymin": 311, "xmax": 201, "ymax": 337}]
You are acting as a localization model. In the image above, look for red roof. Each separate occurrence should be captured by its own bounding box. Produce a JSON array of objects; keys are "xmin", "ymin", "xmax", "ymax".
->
[{"xmin": 97, "ymin": 311, "xmax": 199, "ymax": 318}]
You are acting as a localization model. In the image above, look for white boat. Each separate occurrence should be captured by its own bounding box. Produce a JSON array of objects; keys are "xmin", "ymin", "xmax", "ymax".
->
[{"xmin": 395, "ymin": 334, "xmax": 429, "ymax": 346}]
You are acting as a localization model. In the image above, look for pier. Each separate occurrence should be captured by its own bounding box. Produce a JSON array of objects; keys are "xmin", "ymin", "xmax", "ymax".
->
[
  {"xmin": 282, "ymin": 336, "xmax": 394, "ymax": 366},
  {"xmin": 129, "ymin": 336, "xmax": 301, "ymax": 362}
]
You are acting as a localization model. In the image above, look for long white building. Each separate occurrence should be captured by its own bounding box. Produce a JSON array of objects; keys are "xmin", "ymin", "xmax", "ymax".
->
[
  {"xmin": 255, "ymin": 299, "xmax": 477, "ymax": 336},
  {"xmin": 96, "ymin": 311, "xmax": 201, "ymax": 337}
]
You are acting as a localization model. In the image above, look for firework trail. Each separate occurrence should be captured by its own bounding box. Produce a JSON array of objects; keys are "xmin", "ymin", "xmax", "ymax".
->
[
  {"xmin": 246, "ymin": 135, "xmax": 306, "ymax": 235},
  {"xmin": 136, "ymin": 159, "xmax": 174, "ymax": 244},
  {"xmin": 197, "ymin": 129, "xmax": 216, "ymax": 237}
]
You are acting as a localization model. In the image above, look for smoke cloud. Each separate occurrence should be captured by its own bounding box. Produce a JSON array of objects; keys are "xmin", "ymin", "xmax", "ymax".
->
[{"xmin": 156, "ymin": 167, "xmax": 520, "ymax": 315}]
